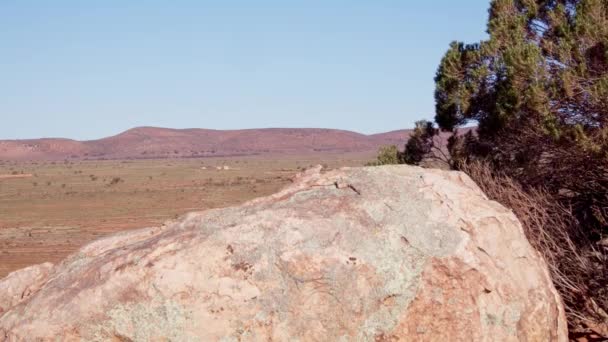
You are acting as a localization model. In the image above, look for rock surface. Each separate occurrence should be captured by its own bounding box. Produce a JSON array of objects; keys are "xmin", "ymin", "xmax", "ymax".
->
[{"xmin": 0, "ymin": 165, "xmax": 567, "ymax": 341}]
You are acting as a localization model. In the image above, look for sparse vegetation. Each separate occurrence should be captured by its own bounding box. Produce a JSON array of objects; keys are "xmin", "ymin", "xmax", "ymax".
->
[{"xmin": 0, "ymin": 157, "xmax": 365, "ymax": 278}]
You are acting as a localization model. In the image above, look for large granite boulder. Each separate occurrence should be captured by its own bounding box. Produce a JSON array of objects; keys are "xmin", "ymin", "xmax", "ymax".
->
[{"xmin": 0, "ymin": 165, "xmax": 567, "ymax": 341}]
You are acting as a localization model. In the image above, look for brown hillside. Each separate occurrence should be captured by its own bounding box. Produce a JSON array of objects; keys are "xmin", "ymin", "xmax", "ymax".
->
[{"xmin": 0, "ymin": 127, "xmax": 412, "ymax": 161}]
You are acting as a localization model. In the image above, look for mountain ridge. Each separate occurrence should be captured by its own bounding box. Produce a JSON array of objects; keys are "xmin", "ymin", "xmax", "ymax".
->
[{"xmin": 0, "ymin": 127, "xmax": 413, "ymax": 161}]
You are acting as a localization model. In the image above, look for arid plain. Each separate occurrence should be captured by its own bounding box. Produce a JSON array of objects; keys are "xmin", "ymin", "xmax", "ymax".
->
[{"xmin": 0, "ymin": 153, "xmax": 373, "ymax": 277}]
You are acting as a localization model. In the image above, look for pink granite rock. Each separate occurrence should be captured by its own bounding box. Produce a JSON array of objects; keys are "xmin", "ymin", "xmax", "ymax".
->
[{"xmin": 0, "ymin": 165, "xmax": 567, "ymax": 341}]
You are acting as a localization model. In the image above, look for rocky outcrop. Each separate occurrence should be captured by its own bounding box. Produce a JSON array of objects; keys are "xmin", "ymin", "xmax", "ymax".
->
[{"xmin": 0, "ymin": 165, "xmax": 567, "ymax": 341}]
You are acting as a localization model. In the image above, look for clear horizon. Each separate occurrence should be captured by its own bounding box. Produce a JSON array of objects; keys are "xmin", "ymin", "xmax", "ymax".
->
[{"xmin": 1, "ymin": 1, "xmax": 489, "ymax": 140}]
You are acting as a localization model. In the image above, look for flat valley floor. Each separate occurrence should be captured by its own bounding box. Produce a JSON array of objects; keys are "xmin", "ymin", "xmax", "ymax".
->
[{"xmin": 0, "ymin": 154, "xmax": 371, "ymax": 278}]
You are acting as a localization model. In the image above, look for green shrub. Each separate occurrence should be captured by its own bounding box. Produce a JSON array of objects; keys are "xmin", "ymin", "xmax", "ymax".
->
[{"xmin": 366, "ymin": 145, "xmax": 402, "ymax": 166}]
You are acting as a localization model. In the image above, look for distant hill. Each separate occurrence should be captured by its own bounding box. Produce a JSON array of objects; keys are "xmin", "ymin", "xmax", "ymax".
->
[{"xmin": 0, "ymin": 127, "xmax": 413, "ymax": 161}]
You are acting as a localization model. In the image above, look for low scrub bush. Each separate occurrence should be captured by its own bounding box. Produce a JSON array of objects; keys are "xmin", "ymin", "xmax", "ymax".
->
[
  {"xmin": 366, "ymin": 145, "xmax": 402, "ymax": 166},
  {"xmin": 108, "ymin": 177, "xmax": 123, "ymax": 186}
]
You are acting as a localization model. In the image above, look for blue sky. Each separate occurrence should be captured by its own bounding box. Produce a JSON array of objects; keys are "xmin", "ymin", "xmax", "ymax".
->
[{"xmin": 1, "ymin": 1, "xmax": 490, "ymax": 140}]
